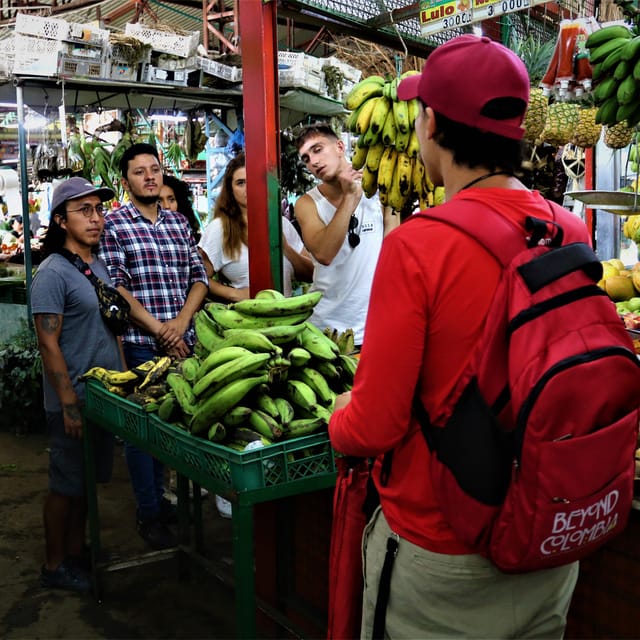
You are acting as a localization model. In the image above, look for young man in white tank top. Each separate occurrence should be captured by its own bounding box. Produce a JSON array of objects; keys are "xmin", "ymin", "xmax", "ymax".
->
[{"xmin": 294, "ymin": 123, "xmax": 398, "ymax": 345}]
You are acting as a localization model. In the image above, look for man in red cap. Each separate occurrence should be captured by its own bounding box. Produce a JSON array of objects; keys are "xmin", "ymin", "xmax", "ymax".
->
[{"xmin": 329, "ymin": 35, "xmax": 585, "ymax": 638}]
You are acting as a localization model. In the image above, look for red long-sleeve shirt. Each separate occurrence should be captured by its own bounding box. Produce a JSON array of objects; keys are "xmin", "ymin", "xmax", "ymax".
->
[{"xmin": 329, "ymin": 188, "xmax": 591, "ymax": 554}]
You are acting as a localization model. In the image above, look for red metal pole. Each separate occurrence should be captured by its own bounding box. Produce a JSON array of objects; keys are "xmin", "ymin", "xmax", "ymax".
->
[
  {"xmin": 584, "ymin": 146, "xmax": 595, "ymax": 245},
  {"xmin": 238, "ymin": 0, "xmax": 281, "ymax": 294}
]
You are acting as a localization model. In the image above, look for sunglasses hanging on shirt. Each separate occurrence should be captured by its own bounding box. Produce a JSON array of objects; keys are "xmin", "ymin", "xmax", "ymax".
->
[{"xmin": 348, "ymin": 214, "xmax": 360, "ymax": 248}]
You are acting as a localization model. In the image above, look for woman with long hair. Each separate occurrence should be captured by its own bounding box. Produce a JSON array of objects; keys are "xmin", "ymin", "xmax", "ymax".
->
[
  {"xmin": 159, "ymin": 175, "xmax": 202, "ymax": 242},
  {"xmin": 199, "ymin": 152, "xmax": 312, "ymax": 301}
]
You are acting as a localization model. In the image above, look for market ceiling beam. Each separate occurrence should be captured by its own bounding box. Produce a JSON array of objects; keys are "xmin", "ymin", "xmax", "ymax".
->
[
  {"xmin": 102, "ymin": 0, "xmax": 136, "ymax": 24},
  {"xmin": 0, "ymin": 0, "xmax": 205, "ymax": 26},
  {"xmin": 202, "ymin": 0, "xmax": 238, "ymax": 53},
  {"xmin": 239, "ymin": 0, "xmax": 281, "ymax": 295}
]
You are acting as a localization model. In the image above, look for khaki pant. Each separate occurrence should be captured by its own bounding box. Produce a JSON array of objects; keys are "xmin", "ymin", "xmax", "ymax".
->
[{"xmin": 361, "ymin": 507, "xmax": 579, "ymax": 639}]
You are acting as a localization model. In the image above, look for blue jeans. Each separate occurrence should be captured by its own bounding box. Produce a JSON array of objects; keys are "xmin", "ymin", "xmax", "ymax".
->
[{"xmin": 122, "ymin": 343, "xmax": 165, "ymax": 521}]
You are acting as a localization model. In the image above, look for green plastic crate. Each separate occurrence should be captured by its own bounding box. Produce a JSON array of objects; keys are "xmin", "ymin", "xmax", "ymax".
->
[
  {"xmin": 84, "ymin": 380, "xmax": 148, "ymax": 443},
  {"xmin": 147, "ymin": 414, "xmax": 336, "ymax": 493},
  {"xmin": 0, "ymin": 279, "xmax": 26, "ymax": 304}
]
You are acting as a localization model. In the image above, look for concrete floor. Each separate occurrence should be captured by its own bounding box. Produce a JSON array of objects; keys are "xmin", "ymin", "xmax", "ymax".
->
[{"xmin": 0, "ymin": 429, "xmax": 241, "ymax": 639}]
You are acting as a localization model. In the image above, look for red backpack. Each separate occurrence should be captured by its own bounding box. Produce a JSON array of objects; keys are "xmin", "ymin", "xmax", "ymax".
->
[{"xmin": 410, "ymin": 202, "xmax": 640, "ymax": 572}]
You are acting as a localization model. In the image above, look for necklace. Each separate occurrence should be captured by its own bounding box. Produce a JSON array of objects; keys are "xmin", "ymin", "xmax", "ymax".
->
[{"xmin": 459, "ymin": 170, "xmax": 513, "ymax": 192}]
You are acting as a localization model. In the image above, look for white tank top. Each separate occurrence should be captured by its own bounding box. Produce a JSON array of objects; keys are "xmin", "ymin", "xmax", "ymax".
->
[{"xmin": 306, "ymin": 187, "xmax": 384, "ymax": 345}]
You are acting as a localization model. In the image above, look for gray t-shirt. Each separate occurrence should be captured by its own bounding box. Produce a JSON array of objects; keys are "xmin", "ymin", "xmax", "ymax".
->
[{"xmin": 31, "ymin": 253, "xmax": 123, "ymax": 412}]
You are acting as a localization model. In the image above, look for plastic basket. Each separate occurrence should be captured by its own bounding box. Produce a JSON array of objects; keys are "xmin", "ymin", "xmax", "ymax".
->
[
  {"xmin": 13, "ymin": 34, "xmax": 64, "ymax": 75},
  {"xmin": 108, "ymin": 60, "xmax": 139, "ymax": 82},
  {"xmin": 84, "ymin": 380, "xmax": 148, "ymax": 442},
  {"xmin": 0, "ymin": 280, "xmax": 27, "ymax": 304},
  {"xmin": 141, "ymin": 64, "xmax": 190, "ymax": 86},
  {"xmin": 125, "ymin": 23, "xmax": 199, "ymax": 58},
  {"xmin": 278, "ymin": 50, "xmax": 323, "ymax": 73},
  {"xmin": 58, "ymin": 54, "xmax": 105, "ymax": 79},
  {"xmin": 279, "ymin": 67, "xmax": 325, "ymax": 95},
  {"xmin": 148, "ymin": 414, "xmax": 336, "ymax": 493},
  {"xmin": 15, "ymin": 12, "xmax": 69, "ymax": 41},
  {"xmin": 196, "ymin": 56, "xmax": 242, "ymax": 82},
  {"xmin": 67, "ymin": 22, "xmax": 110, "ymax": 45}
]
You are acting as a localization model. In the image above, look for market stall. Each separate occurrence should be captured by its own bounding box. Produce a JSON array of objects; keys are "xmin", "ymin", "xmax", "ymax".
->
[
  {"xmin": 2, "ymin": 1, "xmax": 640, "ymax": 638},
  {"xmin": 82, "ymin": 379, "xmax": 337, "ymax": 639}
]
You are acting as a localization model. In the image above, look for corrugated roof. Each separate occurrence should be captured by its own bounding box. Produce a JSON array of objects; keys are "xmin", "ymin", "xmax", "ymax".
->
[
  {"xmin": 0, "ymin": 0, "xmax": 205, "ymax": 33},
  {"xmin": 63, "ymin": 0, "xmax": 204, "ymax": 36}
]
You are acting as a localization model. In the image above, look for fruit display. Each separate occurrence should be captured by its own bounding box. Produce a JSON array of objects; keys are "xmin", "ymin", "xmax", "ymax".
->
[
  {"xmin": 343, "ymin": 73, "xmax": 443, "ymax": 216},
  {"xmin": 585, "ymin": 24, "xmax": 640, "ymax": 128},
  {"xmin": 596, "ymin": 258, "xmax": 640, "ymax": 328},
  {"xmin": 80, "ymin": 289, "xmax": 359, "ymax": 451}
]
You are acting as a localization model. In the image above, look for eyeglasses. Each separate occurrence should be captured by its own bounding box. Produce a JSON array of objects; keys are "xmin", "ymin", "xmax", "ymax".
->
[
  {"xmin": 348, "ymin": 214, "xmax": 360, "ymax": 248},
  {"xmin": 67, "ymin": 204, "xmax": 106, "ymax": 218}
]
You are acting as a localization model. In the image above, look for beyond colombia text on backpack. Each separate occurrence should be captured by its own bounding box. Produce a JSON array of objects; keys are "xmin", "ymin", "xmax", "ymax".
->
[{"xmin": 411, "ymin": 203, "xmax": 640, "ymax": 573}]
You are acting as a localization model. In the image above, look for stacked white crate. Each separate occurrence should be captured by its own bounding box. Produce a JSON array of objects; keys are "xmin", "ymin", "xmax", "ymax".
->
[
  {"xmin": 278, "ymin": 51, "xmax": 326, "ymax": 95},
  {"xmin": 125, "ymin": 23, "xmax": 199, "ymax": 86},
  {"xmin": 197, "ymin": 56, "xmax": 242, "ymax": 83},
  {"xmin": 0, "ymin": 34, "xmax": 15, "ymax": 79},
  {"xmin": 125, "ymin": 23, "xmax": 200, "ymax": 57},
  {"xmin": 13, "ymin": 13, "xmax": 69, "ymax": 76},
  {"xmin": 106, "ymin": 41, "xmax": 151, "ymax": 82},
  {"xmin": 12, "ymin": 13, "xmax": 108, "ymax": 79}
]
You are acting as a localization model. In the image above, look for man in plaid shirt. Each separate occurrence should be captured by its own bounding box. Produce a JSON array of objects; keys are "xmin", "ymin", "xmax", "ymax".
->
[{"xmin": 100, "ymin": 142, "xmax": 207, "ymax": 550}]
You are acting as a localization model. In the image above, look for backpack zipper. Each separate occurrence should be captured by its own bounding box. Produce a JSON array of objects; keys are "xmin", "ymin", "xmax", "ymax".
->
[{"xmin": 513, "ymin": 346, "xmax": 639, "ymax": 464}]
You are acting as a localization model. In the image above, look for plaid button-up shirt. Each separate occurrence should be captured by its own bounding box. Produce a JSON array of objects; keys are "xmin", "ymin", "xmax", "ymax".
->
[{"xmin": 99, "ymin": 201, "xmax": 208, "ymax": 348}]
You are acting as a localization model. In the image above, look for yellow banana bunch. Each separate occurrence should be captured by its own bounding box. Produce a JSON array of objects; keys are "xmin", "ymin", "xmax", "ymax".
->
[
  {"xmin": 346, "ymin": 68, "xmax": 431, "ymax": 217},
  {"xmin": 623, "ymin": 214, "xmax": 640, "ymax": 241}
]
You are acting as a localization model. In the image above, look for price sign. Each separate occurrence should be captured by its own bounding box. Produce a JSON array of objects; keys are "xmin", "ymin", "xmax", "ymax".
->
[
  {"xmin": 418, "ymin": 0, "xmax": 473, "ymax": 37},
  {"xmin": 419, "ymin": 0, "xmax": 546, "ymax": 37},
  {"xmin": 473, "ymin": 0, "xmax": 530, "ymax": 22}
]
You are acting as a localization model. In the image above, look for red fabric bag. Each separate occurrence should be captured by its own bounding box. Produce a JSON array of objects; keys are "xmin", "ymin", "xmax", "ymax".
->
[{"xmin": 327, "ymin": 457, "xmax": 370, "ymax": 640}]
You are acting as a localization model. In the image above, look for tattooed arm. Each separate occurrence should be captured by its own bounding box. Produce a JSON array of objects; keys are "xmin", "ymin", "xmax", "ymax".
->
[{"xmin": 34, "ymin": 313, "xmax": 83, "ymax": 439}]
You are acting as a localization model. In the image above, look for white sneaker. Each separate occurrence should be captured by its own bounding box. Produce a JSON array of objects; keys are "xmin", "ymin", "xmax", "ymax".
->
[
  {"xmin": 163, "ymin": 488, "xmax": 178, "ymax": 506},
  {"xmin": 215, "ymin": 495, "xmax": 232, "ymax": 519}
]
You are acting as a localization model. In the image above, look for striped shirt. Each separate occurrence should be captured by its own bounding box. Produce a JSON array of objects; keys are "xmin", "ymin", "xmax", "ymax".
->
[{"xmin": 99, "ymin": 201, "xmax": 208, "ymax": 348}]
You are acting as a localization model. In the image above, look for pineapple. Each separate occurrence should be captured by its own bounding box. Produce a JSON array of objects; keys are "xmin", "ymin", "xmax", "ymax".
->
[
  {"xmin": 524, "ymin": 88, "xmax": 549, "ymax": 144},
  {"xmin": 510, "ymin": 36, "xmax": 555, "ymax": 145},
  {"xmin": 571, "ymin": 107, "xmax": 602, "ymax": 148},
  {"xmin": 541, "ymin": 102, "xmax": 580, "ymax": 147},
  {"xmin": 604, "ymin": 120, "xmax": 635, "ymax": 149}
]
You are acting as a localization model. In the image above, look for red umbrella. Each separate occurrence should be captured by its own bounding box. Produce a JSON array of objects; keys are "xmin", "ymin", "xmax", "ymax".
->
[{"xmin": 327, "ymin": 457, "xmax": 371, "ymax": 640}]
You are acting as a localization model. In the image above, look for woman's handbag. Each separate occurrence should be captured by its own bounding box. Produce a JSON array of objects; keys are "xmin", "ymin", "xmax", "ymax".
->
[{"xmin": 58, "ymin": 248, "xmax": 130, "ymax": 335}]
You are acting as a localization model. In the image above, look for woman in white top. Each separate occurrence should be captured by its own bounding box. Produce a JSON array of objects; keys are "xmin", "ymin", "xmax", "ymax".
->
[{"xmin": 199, "ymin": 152, "xmax": 312, "ymax": 300}]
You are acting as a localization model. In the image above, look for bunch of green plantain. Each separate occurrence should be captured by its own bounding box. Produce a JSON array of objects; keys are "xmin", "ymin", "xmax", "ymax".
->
[
  {"xmin": 586, "ymin": 24, "xmax": 640, "ymax": 127},
  {"xmin": 154, "ymin": 289, "xmax": 359, "ymax": 451},
  {"xmin": 344, "ymin": 71, "xmax": 436, "ymax": 216}
]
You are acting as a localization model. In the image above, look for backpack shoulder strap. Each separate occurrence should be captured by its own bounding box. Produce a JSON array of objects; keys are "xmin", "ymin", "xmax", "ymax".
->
[
  {"xmin": 410, "ymin": 197, "xmax": 576, "ymax": 265},
  {"xmin": 411, "ymin": 203, "xmax": 528, "ymax": 267}
]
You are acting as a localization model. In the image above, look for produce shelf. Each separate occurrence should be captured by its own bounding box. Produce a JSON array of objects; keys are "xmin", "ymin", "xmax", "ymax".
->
[
  {"xmin": 84, "ymin": 380, "xmax": 148, "ymax": 444},
  {"xmin": 82, "ymin": 379, "xmax": 337, "ymax": 638},
  {"xmin": 148, "ymin": 413, "xmax": 335, "ymax": 493}
]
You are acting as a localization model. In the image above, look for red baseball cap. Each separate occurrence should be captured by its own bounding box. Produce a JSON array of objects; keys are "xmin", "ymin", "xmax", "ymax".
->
[{"xmin": 397, "ymin": 35, "xmax": 530, "ymax": 140}]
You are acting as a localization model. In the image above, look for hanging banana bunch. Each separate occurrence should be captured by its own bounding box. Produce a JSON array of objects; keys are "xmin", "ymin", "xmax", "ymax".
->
[{"xmin": 344, "ymin": 70, "xmax": 437, "ymax": 219}]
